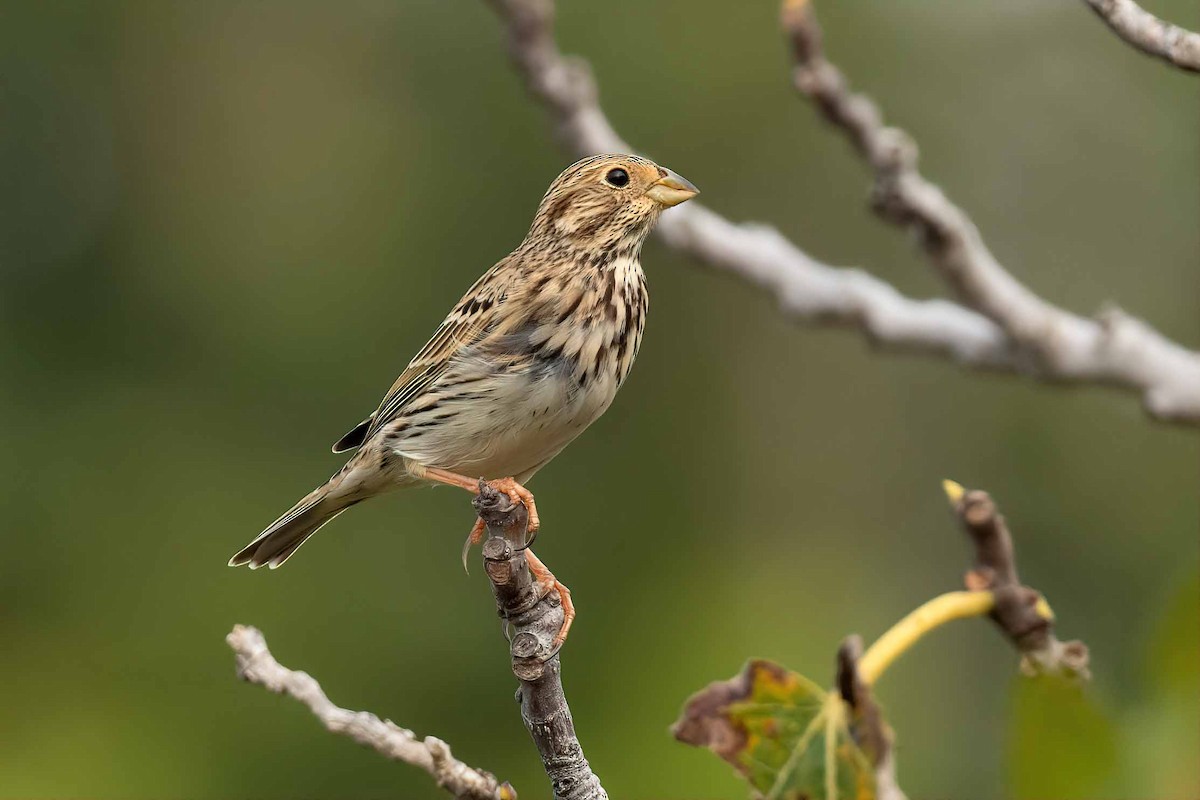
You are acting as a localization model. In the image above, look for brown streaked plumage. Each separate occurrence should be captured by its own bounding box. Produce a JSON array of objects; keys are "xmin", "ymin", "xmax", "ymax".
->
[{"xmin": 229, "ymin": 154, "xmax": 698, "ymax": 646}]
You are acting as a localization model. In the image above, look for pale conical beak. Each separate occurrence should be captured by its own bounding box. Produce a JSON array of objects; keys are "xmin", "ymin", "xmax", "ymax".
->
[{"xmin": 645, "ymin": 169, "xmax": 699, "ymax": 208}]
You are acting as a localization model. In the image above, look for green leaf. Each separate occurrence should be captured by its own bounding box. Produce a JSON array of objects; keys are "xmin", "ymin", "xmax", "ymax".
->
[
  {"xmin": 1120, "ymin": 572, "xmax": 1200, "ymax": 798},
  {"xmin": 1009, "ymin": 672, "xmax": 1117, "ymax": 799},
  {"xmin": 673, "ymin": 659, "xmax": 877, "ymax": 800},
  {"xmin": 1144, "ymin": 571, "xmax": 1199, "ymax": 697}
]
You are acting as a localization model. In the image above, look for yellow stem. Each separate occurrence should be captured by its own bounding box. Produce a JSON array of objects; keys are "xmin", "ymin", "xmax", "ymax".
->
[{"xmin": 858, "ymin": 591, "xmax": 996, "ymax": 685}]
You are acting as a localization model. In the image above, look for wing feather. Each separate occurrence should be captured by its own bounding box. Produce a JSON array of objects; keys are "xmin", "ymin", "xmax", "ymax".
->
[{"xmin": 335, "ymin": 260, "xmax": 515, "ymax": 448}]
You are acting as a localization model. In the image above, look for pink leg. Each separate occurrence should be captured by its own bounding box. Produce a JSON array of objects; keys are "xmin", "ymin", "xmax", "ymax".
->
[{"xmin": 525, "ymin": 549, "xmax": 574, "ymax": 649}]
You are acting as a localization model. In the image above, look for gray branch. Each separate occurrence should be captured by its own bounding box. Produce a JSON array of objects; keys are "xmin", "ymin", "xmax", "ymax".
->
[
  {"xmin": 1081, "ymin": 0, "xmax": 1200, "ymax": 72},
  {"xmin": 225, "ymin": 625, "xmax": 515, "ymax": 800},
  {"xmin": 483, "ymin": 0, "xmax": 1200, "ymax": 425},
  {"xmin": 782, "ymin": 0, "xmax": 1200, "ymax": 423},
  {"xmin": 474, "ymin": 482, "xmax": 608, "ymax": 800}
]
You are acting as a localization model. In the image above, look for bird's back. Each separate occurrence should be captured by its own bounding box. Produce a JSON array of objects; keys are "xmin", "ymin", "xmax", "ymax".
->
[{"xmin": 375, "ymin": 240, "xmax": 648, "ymax": 482}]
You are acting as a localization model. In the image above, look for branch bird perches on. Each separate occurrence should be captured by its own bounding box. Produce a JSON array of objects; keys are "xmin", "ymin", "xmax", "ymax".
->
[
  {"xmin": 475, "ymin": 482, "xmax": 608, "ymax": 800},
  {"xmin": 226, "ymin": 484, "xmax": 604, "ymax": 800}
]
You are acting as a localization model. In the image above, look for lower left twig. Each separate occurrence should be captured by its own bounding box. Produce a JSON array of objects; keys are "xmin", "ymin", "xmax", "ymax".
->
[{"xmin": 225, "ymin": 625, "xmax": 516, "ymax": 800}]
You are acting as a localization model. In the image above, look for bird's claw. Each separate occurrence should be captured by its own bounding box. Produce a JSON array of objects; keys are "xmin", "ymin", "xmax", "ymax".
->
[{"xmin": 461, "ymin": 517, "xmax": 487, "ymax": 574}]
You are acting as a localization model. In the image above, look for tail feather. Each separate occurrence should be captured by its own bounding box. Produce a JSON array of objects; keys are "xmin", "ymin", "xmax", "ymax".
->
[{"xmin": 230, "ymin": 486, "xmax": 354, "ymax": 570}]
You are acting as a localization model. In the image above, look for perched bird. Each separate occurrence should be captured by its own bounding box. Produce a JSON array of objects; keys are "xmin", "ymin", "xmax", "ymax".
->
[{"xmin": 229, "ymin": 154, "xmax": 698, "ymax": 646}]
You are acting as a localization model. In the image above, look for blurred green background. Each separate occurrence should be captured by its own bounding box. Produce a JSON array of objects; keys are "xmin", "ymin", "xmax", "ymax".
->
[{"xmin": 1, "ymin": 1, "xmax": 1196, "ymax": 797}]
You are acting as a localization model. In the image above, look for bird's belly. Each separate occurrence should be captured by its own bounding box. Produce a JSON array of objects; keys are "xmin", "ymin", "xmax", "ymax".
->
[{"xmin": 393, "ymin": 366, "xmax": 617, "ymax": 482}]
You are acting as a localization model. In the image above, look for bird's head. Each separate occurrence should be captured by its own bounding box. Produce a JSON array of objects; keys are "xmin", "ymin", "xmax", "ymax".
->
[{"xmin": 529, "ymin": 154, "xmax": 698, "ymax": 248}]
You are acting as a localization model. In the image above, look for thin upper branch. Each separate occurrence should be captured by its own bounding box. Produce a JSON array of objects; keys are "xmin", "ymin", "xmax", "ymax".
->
[
  {"xmin": 474, "ymin": 483, "xmax": 608, "ymax": 800},
  {"xmin": 483, "ymin": 0, "xmax": 1018, "ymax": 368},
  {"xmin": 1081, "ymin": 0, "xmax": 1200, "ymax": 72},
  {"xmin": 225, "ymin": 625, "xmax": 514, "ymax": 800},
  {"xmin": 483, "ymin": 0, "xmax": 1200, "ymax": 425},
  {"xmin": 780, "ymin": 0, "xmax": 1200, "ymax": 423}
]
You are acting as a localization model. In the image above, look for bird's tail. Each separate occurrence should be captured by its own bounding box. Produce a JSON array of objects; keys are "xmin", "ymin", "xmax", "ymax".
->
[{"xmin": 229, "ymin": 477, "xmax": 358, "ymax": 570}]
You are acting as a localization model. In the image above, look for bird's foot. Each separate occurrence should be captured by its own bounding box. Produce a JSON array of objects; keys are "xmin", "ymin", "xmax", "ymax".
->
[
  {"xmin": 485, "ymin": 477, "xmax": 540, "ymax": 535},
  {"xmin": 460, "ymin": 477, "xmax": 539, "ymax": 572},
  {"xmin": 525, "ymin": 548, "xmax": 574, "ymax": 653},
  {"xmin": 419, "ymin": 466, "xmax": 540, "ymax": 570}
]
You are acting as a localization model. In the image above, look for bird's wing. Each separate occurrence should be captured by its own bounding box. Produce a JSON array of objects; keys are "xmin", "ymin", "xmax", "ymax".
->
[
  {"xmin": 331, "ymin": 415, "xmax": 374, "ymax": 453},
  {"xmin": 331, "ymin": 262, "xmax": 515, "ymax": 452}
]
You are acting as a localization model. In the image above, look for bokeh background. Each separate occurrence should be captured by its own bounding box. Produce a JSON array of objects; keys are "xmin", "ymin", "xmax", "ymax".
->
[{"xmin": 1, "ymin": 1, "xmax": 1196, "ymax": 798}]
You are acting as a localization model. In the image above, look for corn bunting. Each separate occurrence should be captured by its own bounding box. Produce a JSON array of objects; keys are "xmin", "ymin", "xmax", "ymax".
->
[{"xmin": 230, "ymin": 154, "xmax": 698, "ymax": 646}]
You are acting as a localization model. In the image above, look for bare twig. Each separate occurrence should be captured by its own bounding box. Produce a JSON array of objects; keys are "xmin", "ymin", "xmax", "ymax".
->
[
  {"xmin": 483, "ymin": 0, "xmax": 1200, "ymax": 424},
  {"xmin": 948, "ymin": 485, "xmax": 1091, "ymax": 678},
  {"xmin": 856, "ymin": 482, "xmax": 1089, "ymax": 684},
  {"xmin": 1081, "ymin": 0, "xmax": 1200, "ymax": 72},
  {"xmin": 780, "ymin": 0, "xmax": 1200, "ymax": 423},
  {"xmin": 474, "ymin": 483, "xmax": 608, "ymax": 800},
  {"xmin": 225, "ymin": 625, "xmax": 514, "ymax": 799},
  {"xmin": 819, "ymin": 483, "xmax": 1089, "ymax": 796},
  {"xmin": 672, "ymin": 480, "xmax": 1089, "ymax": 798}
]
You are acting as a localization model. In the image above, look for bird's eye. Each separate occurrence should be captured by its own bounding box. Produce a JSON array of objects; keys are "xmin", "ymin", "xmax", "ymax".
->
[{"xmin": 604, "ymin": 168, "xmax": 630, "ymax": 188}]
